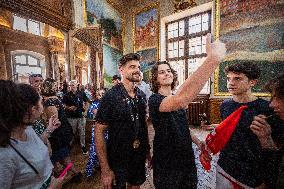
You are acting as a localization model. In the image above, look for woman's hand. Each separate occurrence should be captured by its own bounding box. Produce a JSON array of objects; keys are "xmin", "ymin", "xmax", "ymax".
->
[
  {"xmin": 48, "ymin": 175, "xmax": 65, "ymax": 189},
  {"xmin": 46, "ymin": 115, "xmax": 61, "ymax": 133}
]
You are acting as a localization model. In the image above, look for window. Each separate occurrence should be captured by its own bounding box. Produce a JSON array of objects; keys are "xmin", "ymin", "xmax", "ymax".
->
[
  {"xmin": 13, "ymin": 15, "xmax": 41, "ymax": 36},
  {"xmin": 12, "ymin": 53, "xmax": 44, "ymax": 83},
  {"xmin": 165, "ymin": 10, "xmax": 211, "ymax": 94}
]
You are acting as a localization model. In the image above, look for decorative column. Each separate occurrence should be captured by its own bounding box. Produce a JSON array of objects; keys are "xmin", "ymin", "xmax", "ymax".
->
[
  {"xmin": 48, "ymin": 36, "xmax": 65, "ymax": 82},
  {"xmin": 98, "ymin": 51, "xmax": 104, "ymax": 88},
  {"xmin": 0, "ymin": 42, "xmax": 7, "ymax": 80},
  {"xmin": 89, "ymin": 47, "xmax": 97, "ymax": 90}
]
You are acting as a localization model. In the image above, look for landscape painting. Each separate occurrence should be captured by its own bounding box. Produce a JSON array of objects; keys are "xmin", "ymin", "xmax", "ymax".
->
[
  {"xmin": 103, "ymin": 44, "xmax": 122, "ymax": 88},
  {"xmin": 86, "ymin": 0, "xmax": 124, "ymax": 51},
  {"xmin": 214, "ymin": 0, "xmax": 284, "ymax": 96}
]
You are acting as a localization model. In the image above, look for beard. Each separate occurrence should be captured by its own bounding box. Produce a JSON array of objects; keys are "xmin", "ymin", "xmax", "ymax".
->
[{"xmin": 126, "ymin": 72, "xmax": 140, "ymax": 82}]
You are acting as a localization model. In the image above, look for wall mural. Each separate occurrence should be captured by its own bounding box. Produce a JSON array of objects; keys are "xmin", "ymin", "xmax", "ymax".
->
[
  {"xmin": 133, "ymin": 2, "xmax": 160, "ymax": 81},
  {"xmin": 214, "ymin": 0, "xmax": 284, "ymax": 96},
  {"xmin": 86, "ymin": 0, "xmax": 124, "ymax": 51},
  {"xmin": 137, "ymin": 48, "xmax": 157, "ymax": 82},
  {"xmin": 86, "ymin": 0, "xmax": 124, "ymax": 88},
  {"xmin": 133, "ymin": 2, "xmax": 159, "ymax": 52},
  {"xmin": 103, "ymin": 44, "xmax": 122, "ymax": 88}
]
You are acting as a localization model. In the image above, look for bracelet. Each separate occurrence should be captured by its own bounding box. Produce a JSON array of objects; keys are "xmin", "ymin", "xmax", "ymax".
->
[{"xmin": 45, "ymin": 129, "xmax": 53, "ymax": 137}]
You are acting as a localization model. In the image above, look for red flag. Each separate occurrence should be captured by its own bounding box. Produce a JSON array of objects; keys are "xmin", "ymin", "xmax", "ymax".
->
[{"xmin": 200, "ymin": 105, "xmax": 248, "ymax": 170}]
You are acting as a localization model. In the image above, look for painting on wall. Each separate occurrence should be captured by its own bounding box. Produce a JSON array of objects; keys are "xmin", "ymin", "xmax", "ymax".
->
[
  {"xmin": 103, "ymin": 44, "xmax": 122, "ymax": 88},
  {"xmin": 86, "ymin": 0, "xmax": 124, "ymax": 51},
  {"xmin": 133, "ymin": 2, "xmax": 160, "ymax": 53},
  {"xmin": 214, "ymin": 0, "xmax": 284, "ymax": 96},
  {"xmin": 137, "ymin": 48, "xmax": 157, "ymax": 83}
]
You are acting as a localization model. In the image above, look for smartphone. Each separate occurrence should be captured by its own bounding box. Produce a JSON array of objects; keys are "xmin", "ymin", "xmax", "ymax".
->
[{"xmin": 58, "ymin": 163, "xmax": 73, "ymax": 178}]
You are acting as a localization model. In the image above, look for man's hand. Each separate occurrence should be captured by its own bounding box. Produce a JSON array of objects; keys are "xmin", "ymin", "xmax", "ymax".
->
[
  {"xmin": 206, "ymin": 33, "xmax": 226, "ymax": 62},
  {"xmin": 47, "ymin": 115, "xmax": 61, "ymax": 131},
  {"xmin": 101, "ymin": 169, "xmax": 115, "ymax": 189},
  {"xmin": 250, "ymin": 115, "xmax": 279, "ymax": 150},
  {"xmin": 69, "ymin": 106, "xmax": 77, "ymax": 111},
  {"xmin": 250, "ymin": 115, "xmax": 272, "ymax": 139}
]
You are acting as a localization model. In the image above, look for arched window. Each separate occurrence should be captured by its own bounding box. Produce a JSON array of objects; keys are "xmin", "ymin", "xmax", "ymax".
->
[{"xmin": 11, "ymin": 51, "xmax": 46, "ymax": 83}]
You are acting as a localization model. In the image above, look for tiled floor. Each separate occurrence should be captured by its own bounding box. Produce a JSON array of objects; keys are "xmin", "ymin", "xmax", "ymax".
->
[{"xmin": 64, "ymin": 124, "xmax": 218, "ymax": 189}]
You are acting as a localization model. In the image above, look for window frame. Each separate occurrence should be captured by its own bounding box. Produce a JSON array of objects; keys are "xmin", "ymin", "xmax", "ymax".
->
[
  {"xmin": 13, "ymin": 15, "xmax": 41, "ymax": 36},
  {"xmin": 165, "ymin": 10, "xmax": 212, "ymax": 94}
]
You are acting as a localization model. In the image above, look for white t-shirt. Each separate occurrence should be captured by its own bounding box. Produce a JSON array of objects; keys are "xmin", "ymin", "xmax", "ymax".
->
[{"xmin": 0, "ymin": 126, "xmax": 53, "ymax": 189}]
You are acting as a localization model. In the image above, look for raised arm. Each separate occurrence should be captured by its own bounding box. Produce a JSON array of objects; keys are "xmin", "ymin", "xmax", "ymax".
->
[{"xmin": 159, "ymin": 34, "xmax": 226, "ymax": 112}]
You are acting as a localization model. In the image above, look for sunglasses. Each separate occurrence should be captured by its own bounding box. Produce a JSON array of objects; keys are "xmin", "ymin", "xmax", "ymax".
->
[{"xmin": 29, "ymin": 74, "xmax": 42, "ymax": 78}]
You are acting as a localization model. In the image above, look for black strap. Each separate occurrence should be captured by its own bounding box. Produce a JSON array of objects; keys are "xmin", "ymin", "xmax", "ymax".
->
[{"xmin": 9, "ymin": 143, "xmax": 39, "ymax": 175}]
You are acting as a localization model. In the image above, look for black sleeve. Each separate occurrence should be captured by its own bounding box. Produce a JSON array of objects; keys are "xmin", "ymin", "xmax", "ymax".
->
[
  {"xmin": 270, "ymin": 118, "xmax": 284, "ymax": 147},
  {"xmin": 62, "ymin": 93, "xmax": 68, "ymax": 105},
  {"xmin": 95, "ymin": 91, "xmax": 113, "ymax": 125},
  {"xmin": 148, "ymin": 94, "xmax": 165, "ymax": 125},
  {"xmin": 83, "ymin": 91, "xmax": 88, "ymax": 102}
]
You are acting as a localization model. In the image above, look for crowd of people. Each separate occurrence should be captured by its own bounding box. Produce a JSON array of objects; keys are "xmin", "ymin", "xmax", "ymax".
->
[{"xmin": 0, "ymin": 33, "xmax": 283, "ymax": 189}]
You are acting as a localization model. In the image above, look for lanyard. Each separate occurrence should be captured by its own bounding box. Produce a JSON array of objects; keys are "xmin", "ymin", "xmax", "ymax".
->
[{"xmin": 120, "ymin": 84, "xmax": 141, "ymax": 141}]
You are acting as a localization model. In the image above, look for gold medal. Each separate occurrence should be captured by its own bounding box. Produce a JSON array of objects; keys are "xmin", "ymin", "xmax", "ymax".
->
[{"xmin": 133, "ymin": 139, "xmax": 140, "ymax": 149}]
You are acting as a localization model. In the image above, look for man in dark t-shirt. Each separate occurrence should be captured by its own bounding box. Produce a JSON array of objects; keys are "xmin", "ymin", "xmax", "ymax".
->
[
  {"xmin": 95, "ymin": 53, "xmax": 149, "ymax": 189},
  {"xmin": 63, "ymin": 80, "xmax": 88, "ymax": 155},
  {"xmin": 217, "ymin": 62, "xmax": 284, "ymax": 188}
]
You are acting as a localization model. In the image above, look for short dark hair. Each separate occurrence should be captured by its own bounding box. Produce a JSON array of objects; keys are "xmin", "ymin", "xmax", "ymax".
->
[
  {"xmin": 150, "ymin": 61, "xmax": 178, "ymax": 93},
  {"xmin": 112, "ymin": 75, "xmax": 121, "ymax": 81},
  {"xmin": 265, "ymin": 73, "xmax": 284, "ymax": 99},
  {"xmin": 225, "ymin": 62, "xmax": 261, "ymax": 80},
  {"xmin": 119, "ymin": 53, "xmax": 140, "ymax": 67}
]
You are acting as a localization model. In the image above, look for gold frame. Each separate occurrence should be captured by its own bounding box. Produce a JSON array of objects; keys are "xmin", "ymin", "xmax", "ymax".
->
[
  {"xmin": 84, "ymin": 0, "xmax": 126, "ymax": 53},
  {"xmin": 132, "ymin": 2, "xmax": 160, "ymax": 60},
  {"xmin": 213, "ymin": 0, "xmax": 270, "ymax": 97}
]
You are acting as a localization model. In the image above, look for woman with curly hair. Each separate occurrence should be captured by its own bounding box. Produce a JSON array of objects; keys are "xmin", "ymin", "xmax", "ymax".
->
[
  {"xmin": 148, "ymin": 35, "xmax": 226, "ymax": 189},
  {"xmin": 0, "ymin": 80, "xmax": 64, "ymax": 189}
]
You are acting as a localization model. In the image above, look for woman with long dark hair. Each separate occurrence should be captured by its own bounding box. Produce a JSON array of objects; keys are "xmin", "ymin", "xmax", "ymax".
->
[{"xmin": 0, "ymin": 81, "xmax": 64, "ymax": 189}]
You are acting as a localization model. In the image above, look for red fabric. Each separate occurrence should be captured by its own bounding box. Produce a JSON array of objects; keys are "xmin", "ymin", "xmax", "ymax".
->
[
  {"xmin": 206, "ymin": 105, "xmax": 247, "ymax": 154},
  {"xmin": 200, "ymin": 105, "xmax": 248, "ymax": 171}
]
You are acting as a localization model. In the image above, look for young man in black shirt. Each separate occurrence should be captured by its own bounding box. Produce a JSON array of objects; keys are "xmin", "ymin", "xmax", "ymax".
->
[
  {"xmin": 217, "ymin": 63, "xmax": 284, "ymax": 188},
  {"xmin": 63, "ymin": 80, "xmax": 88, "ymax": 155},
  {"xmin": 95, "ymin": 53, "xmax": 150, "ymax": 189}
]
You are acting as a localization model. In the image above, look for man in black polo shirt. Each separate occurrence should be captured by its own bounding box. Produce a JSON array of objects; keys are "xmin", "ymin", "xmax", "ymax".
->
[
  {"xmin": 95, "ymin": 53, "xmax": 149, "ymax": 189},
  {"xmin": 63, "ymin": 80, "xmax": 88, "ymax": 155}
]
